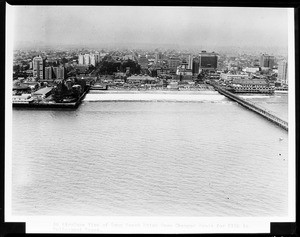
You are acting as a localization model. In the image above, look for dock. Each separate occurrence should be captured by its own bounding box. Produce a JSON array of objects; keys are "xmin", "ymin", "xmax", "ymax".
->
[
  {"xmin": 13, "ymin": 88, "xmax": 90, "ymax": 109},
  {"xmin": 210, "ymin": 83, "xmax": 288, "ymax": 131}
]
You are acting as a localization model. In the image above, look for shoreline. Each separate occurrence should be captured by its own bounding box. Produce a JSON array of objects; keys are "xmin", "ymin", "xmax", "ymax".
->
[
  {"xmin": 88, "ymin": 90, "xmax": 218, "ymax": 94},
  {"xmin": 84, "ymin": 91, "xmax": 226, "ymax": 102}
]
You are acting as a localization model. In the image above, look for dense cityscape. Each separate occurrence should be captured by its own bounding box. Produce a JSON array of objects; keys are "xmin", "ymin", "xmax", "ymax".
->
[{"xmin": 12, "ymin": 47, "xmax": 288, "ymax": 107}]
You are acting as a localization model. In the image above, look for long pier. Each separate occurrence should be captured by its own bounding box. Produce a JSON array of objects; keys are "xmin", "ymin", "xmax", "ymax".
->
[{"xmin": 211, "ymin": 83, "xmax": 288, "ymax": 131}]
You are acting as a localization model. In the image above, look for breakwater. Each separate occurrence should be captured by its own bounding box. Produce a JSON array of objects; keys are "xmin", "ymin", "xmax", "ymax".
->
[{"xmin": 211, "ymin": 83, "xmax": 288, "ymax": 131}]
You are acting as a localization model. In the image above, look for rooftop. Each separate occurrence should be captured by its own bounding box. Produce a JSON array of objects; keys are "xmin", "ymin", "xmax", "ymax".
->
[
  {"xmin": 127, "ymin": 75, "xmax": 156, "ymax": 81},
  {"xmin": 33, "ymin": 87, "xmax": 53, "ymax": 95}
]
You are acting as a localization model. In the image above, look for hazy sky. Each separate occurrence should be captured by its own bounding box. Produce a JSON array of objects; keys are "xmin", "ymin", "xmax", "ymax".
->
[{"xmin": 12, "ymin": 6, "xmax": 289, "ymax": 48}]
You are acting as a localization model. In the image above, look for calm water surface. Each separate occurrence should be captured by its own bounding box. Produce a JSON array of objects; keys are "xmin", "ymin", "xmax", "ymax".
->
[{"xmin": 12, "ymin": 92, "xmax": 288, "ymax": 216}]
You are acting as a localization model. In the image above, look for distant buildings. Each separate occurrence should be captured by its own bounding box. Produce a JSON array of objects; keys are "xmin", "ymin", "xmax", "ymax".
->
[
  {"xmin": 138, "ymin": 55, "xmax": 149, "ymax": 69},
  {"xmin": 277, "ymin": 60, "xmax": 288, "ymax": 84},
  {"xmin": 176, "ymin": 62, "xmax": 193, "ymax": 76},
  {"xmin": 242, "ymin": 67, "xmax": 260, "ymax": 74},
  {"xmin": 44, "ymin": 66, "xmax": 53, "ymax": 80},
  {"xmin": 155, "ymin": 52, "xmax": 163, "ymax": 64},
  {"xmin": 43, "ymin": 66, "xmax": 65, "ymax": 80},
  {"xmin": 123, "ymin": 54, "xmax": 135, "ymax": 61},
  {"xmin": 54, "ymin": 66, "xmax": 65, "ymax": 79},
  {"xmin": 127, "ymin": 75, "xmax": 157, "ymax": 84},
  {"xmin": 90, "ymin": 54, "xmax": 96, "ymax": 66},
  {"xmin": 32, "ymin": 55, "xmax": 44, "ymax": 79},
  {"xmin": 78, "ymin": 54, "xmax": 84, "ymax": 65},
  {"xmin": 192, "ymin": 57, "xmax": 200, "ymax": 76},
  {"xmin": 168, "ymin": 57, "xmax": 181, "ymax": 73},
  {"xmin": 198, "ymin": 51, "xmax": 218, "ymax": 71},
  {"xmin": 187, "ymin": 55, "xmax": 193, "ymax": 70},
  {"xmin": 260, "ymin": 54, "xmax": 275, "ymax": 69},
  {"xmin": 220, "ymin": 73, "xmax": 249, "ymax": 81},
  {"xmin": 84, "ymin": 54, "xmax": 90, "ymax": 65},
  {"xmin": 78, "ymin": 53, "xmax": 100, "ymax": 66}
]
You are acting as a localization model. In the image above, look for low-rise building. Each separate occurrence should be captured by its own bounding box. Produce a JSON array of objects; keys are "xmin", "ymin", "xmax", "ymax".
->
[
  {"xmin": 33, "ymin": 87, "xmax": 53, "ymax": 100},
  {"xmin": 220, "ymin": 73, "xmax": 249, "ymax": 81},
  {"xmin": 12, "ymin": 94, "xmax": 34, "ymax": 104},
  {"xmin": 13, "ymin": 84, "xmax": 32, "ymax": 95},
  {"xmin": 127, "ymin": 75, "xmax": 157, "ymax": 84}
]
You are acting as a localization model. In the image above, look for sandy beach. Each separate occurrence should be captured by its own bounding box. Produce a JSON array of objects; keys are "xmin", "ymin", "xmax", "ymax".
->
[{"xmin": 84, "ymin": 90, "xmax": 226, "ymax": 102}]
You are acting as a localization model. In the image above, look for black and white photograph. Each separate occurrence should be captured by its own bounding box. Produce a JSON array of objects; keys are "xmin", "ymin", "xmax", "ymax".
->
[{"xmin": 4, "ymin": 4, "xmax": 296, "ymax": 234}]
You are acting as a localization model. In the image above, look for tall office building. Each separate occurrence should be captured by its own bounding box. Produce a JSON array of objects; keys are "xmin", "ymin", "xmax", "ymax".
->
[
  {"xmin": 84, "ymin": 54, "xmax": 90, "ymax": 65},
  {"xmin": 260, "ymin": 54, "xmax": 275, "ymax": 69},
  {"xmin": 57, "ymin": 66, "xmax": 65, "ymax": 79},
  {"xmin": 32, "ymin": 55, "xmax": 44, "ymax": 79},
  {"xmin": 78, "ymin": 54, "xmax": 84, "ymax": 65},
  {"xmin": 192, "ymin": 57, "xmax": 200, "ymax": 76},
  {"xmin": 198, "ymin": 51, "xmax": 218, "ymax": 72},
  {"xmin": 90, "ymin": 54, "xmax": 96, "ymax": 66},
  {"xmin": 278, "ymin": 60, "xmax": 288, "ymax": 85},
  {"xmin": 94, "ymin": 53, "xmax": 100, "ymax": 64},
  {"xmin": 187, "ymin": 55, "xmax": 193, "ymax": 70},
  {"xmin": 44, "ymin": 66, "xmax": 53, "ymax": 80},
  {"xmin": 53, "ymin": 66, "xmax": 65, "ymax": 79},
  {"xmin": 138, "ymin": 55, "xmax": 149, "ymax": 69},
  {"xmin": 168, "ymin": 57, "xmax": 181, "ymax": 73},
  {"xmin": 155, "ymin": 52, "xmax": 163, "ymax": 64}
]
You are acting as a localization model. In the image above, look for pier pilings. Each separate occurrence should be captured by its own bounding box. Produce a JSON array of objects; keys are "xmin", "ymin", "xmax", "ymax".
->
[{"xmin": 211, "ymin": 84, "xmax": 288, "ymax": 131}]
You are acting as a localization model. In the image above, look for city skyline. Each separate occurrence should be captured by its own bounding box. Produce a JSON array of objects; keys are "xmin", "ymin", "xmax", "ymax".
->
[{"xmin": 12, "ymin": 6, "xmax": 289, "ymax": 50}]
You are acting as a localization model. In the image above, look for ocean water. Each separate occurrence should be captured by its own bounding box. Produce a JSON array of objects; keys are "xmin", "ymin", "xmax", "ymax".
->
[
  {"xmin": 11, "ymin": 91, "xmax": 289, "ymax": 216},
  {"xmin": 239, "ymin": 92, "xmax": 288, "ymax": 121}
]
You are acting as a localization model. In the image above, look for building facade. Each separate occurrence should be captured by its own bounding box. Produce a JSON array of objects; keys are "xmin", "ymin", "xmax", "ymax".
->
[
  {"xmin": 199, "ymin": 51, "xmax": 218, "ymax": 72},
  {"xmin": 44, "ymin": 66, "xmax": 53, "ymax": 80},
  {"xmin": 192, "ymin": 57, "xmax": 200, "ymax": 76},
  {"xmin": 277, "ymin": 60, "xmax": 288, "ymax": 85},
  {"xmin": 168, "ymin": 57, "xmax": 181, "ymax": 73},
  {"xmin": 90, "ymin": 54, "xmax": 96, "ymax": 66},
  {"xmin": 260, "ymin": 54, "xmax": 275, "ymax": 69},
  {"xmin": 53, "ymin": 66, "xmax": 65, "ymax": 79},
  {"xmin": 32, "ymin": 56, "xmax": 44, "ymax": 79},
  {"xmin": 78, "ymin": 54, "xmax": 84, "ymax": 65},
  {"xmin": 84, "ymin": 54, "xmax": 90, "ymax": 65}
]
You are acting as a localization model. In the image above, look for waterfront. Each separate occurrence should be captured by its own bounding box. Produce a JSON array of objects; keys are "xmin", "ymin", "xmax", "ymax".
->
[{"xmin": 12, "ymin": 91, "xmax": 288, "ymax": 216}]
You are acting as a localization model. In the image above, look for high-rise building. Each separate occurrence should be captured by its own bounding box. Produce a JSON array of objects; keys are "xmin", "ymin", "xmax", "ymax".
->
[
  {"xmin": 278, "ymin": 60, "xmax": 288, "ymax": 85},
  {"xmin": 84, "ymin": 54, "xmax": 90, "ymax": 65},
  {"xmin": 155, "ymin": 52, "xmax": 163, "ymax": 64},
  {"xmin": 57, "ymin": 66, "xmax": 65, "ymax": 79},
  {"xmin": 198, "ymin": 51, "xmax": 218, "ymax": 72},
  {"xmin": 32, "ymin": 55, "xmax": 44, "ymax": 79},
  {"xmin": 78, "ymin": 54, "xmax": 84, "ymax": 65},
  {"xmin": 168, "ymin": 57, "xmax": 181, "ymax": 73},
  {"xmin": 90, "ymin": 54, "xmax": 96, "ymax": 66},
  {"xmin": 44, "ymin": 67, "xmax": 53, "ymax": 80},
  {"xmin": 138, "ymin": 55, "xmax": 149, "ymax": 69},
  {"xmin": 53, "ymin": 66, "xmax": 65, "ymax": 79},
  {"xmin": 94, "ymin": 53, "xmax": 100, "ymax": 64},
  {"xmin": 187, "ymin": 55, "xmax": 193, "ymax": 70},
  {"xmin": 53, "ymin": 67, "xmax": 58, "ymax": 79},
  {"xmin": 260, "ymin": 54, "xmax": 275, "ymax": 69},
  {"xmin": 192, "ymin": 57, "xmax": 200, "ymax": 76}
]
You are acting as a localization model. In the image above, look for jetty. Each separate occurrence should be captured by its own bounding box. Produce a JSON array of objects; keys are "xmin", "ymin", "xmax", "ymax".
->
[{"xmin": 210, "ymin": 82, "xmax": 288, "ymax": 131}]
